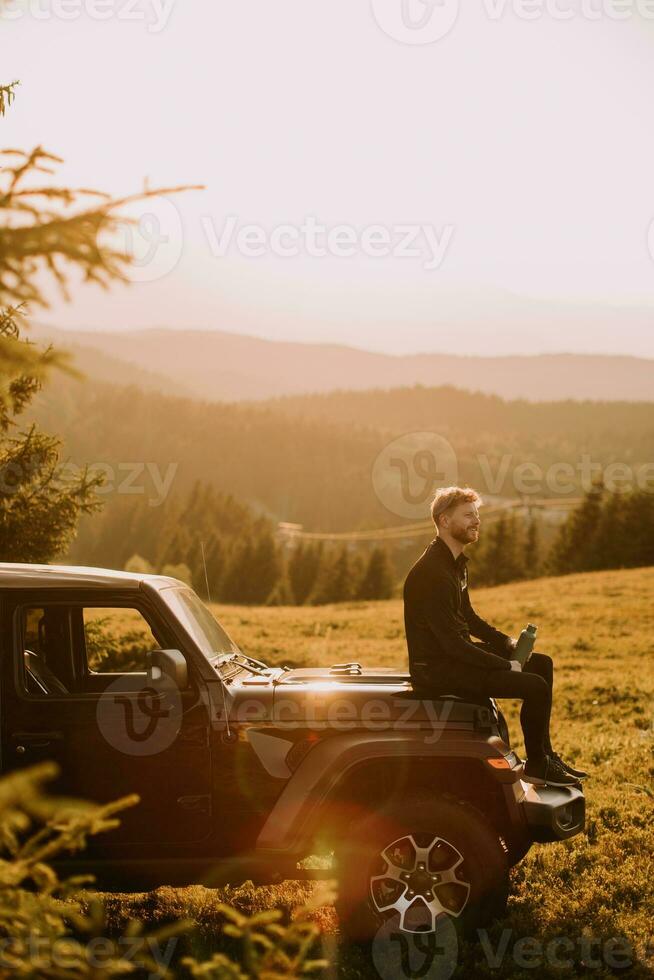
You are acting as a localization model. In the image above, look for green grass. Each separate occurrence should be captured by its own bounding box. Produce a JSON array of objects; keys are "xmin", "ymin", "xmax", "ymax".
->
[{"xmin": 99, "ymin": 567, "xmax": 654, "ymax": 978}]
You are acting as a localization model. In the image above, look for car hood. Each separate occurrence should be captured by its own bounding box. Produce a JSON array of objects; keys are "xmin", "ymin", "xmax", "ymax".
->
[
  {"xmin": 270, "ymin": 664, "xmax": 452, "ymax": 726},
  {"xmin": 221, "ymin": 663, "xmax": 492, "ymax": 731},
  {"xmin": 277, "ymin": 664, "xmax": 410, "ymax": 685}
]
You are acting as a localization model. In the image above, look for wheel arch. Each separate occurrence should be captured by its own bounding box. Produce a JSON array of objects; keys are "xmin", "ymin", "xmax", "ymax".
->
[
  {"xmin": 309, "ymin": 755, "xmax": 510, "ymax": 850},
  {"xmin": 255, "ymin": 731, "xmax": 519, "ymax": 856}
]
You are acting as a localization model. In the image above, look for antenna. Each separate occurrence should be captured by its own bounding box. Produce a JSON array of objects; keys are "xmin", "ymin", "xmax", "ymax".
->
[{"xmin": 201, "ymin": 539, "xmax": 212, "ymax": 603}]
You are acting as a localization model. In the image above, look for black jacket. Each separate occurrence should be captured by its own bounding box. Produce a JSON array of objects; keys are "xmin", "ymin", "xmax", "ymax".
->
[{"xmin": 404, "ymin": 536, "xmax": 512, "ymax": 684}]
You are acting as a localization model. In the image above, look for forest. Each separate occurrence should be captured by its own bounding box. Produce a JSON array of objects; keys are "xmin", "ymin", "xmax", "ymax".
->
[{"xmin": 65, "ymin": 477, "xmax": 653, "ymax": 605}]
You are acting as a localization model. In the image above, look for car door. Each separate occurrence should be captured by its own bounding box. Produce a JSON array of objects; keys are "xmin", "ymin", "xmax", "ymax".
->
[{"xmin": 0, "ymin": 589, "xmax": 214, "ymax": 851}]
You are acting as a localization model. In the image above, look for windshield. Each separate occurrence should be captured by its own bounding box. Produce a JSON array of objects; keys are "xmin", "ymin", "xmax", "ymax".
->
[{"xmin": 161, "ymin": 586, "xmax": 241, "ymax": 664}]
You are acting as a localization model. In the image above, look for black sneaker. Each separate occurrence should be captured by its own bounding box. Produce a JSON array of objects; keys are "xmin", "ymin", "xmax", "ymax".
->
[
  {"xmin": 523, "ymin": 755, "xmax": 581, "ymax": 788},
  {"xmin": 550, "ymin": 750, "xmax": 588, "ymax": 781}
]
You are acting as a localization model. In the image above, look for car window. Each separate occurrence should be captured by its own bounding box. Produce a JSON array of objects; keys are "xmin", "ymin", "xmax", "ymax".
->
[
  {"xmin": 83, "ymin": 607, "xmax": 159, "ymax": 673},
  {"xmin": 22, "ymin": 606, "xmax": 71, "ymax": 696},
  {"xmin": 160, "ymin": 587, "xmax": 240, "ymax": 661},
  {"xmin": 19, "ymin": 602, "xmax": 165, "ymax": 697}
]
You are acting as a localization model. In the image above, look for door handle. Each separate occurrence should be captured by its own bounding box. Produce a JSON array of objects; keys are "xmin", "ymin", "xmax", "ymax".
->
[
  {"xmin": 12, "ymin": 731, "xmax": 64, "ymax": 752},
  {"xmin": 177, "ymin": 794, "xmax": 211, "ymax": 814}
]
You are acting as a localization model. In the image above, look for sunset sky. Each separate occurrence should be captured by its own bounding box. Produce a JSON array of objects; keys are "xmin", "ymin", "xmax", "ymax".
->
[{"xmin": 3, "ymin": 0, "xmax": 654, "ymax": 355}]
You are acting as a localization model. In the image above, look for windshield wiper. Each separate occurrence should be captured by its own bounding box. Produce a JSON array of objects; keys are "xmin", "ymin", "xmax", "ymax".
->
[{"xmin": 211, "ymin": 652, "xmax": 270, "ymax": 676}]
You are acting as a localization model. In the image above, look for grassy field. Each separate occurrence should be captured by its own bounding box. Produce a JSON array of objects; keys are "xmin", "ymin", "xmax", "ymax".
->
[{"xmin": 99, "ymin": 567, "xmax": 654, "ymax": 978}]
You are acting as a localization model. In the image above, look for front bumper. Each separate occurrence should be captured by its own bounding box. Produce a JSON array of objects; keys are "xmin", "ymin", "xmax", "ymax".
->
[{"xmin": 515, "ymin": 779, "xmax": 586, "ymax": 842}]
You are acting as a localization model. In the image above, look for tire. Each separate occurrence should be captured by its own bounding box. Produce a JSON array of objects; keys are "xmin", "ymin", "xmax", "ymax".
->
[
  {"xmin": 334, "ymin": 794, "xmax": 509, "ymax": 944},
  {"xmin": 506, "ymin": 836, "xmax": 532, "ymax": 868}
]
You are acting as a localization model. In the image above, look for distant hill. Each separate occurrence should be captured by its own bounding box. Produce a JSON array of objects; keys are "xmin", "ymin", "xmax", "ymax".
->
[
  {"xmin": 260, "ymin": 385, "xmax": 654, "ymax": 447},
  {"xmin": 26, "ymin": 377, "xmax": 654, "ymax": 537},
  {"xmin": 29, "ymin": 328, "xmax": 194, "ymax": 398},
  {"xmin": 31, "ymin": 323, "xmax": 654, "ymax": 403}
]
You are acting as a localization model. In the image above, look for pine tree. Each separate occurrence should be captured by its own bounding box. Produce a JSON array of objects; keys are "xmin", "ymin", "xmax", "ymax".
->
[
  {"xmin": 204, "ymin": 535, "xmax": 225, "ymax": 601},
  {"xmin": 309, "ymin": 547, "xmax": 352, "ymax": 605},
  {"xmin": 250, "ymin": 530, "xmax": 282, "ymax": 604},
  {"xmin": 475, "ymin": 514, "xmax": 524, "ymax": 586},
  {"xmin": 349, "ymin": 549, "xmax": 367, "ymax": 599},
  {"xmin": 549, "ymin": 483, "xmax": 604, "ymax": 574},
  {"xmin": 505, "ymin": 512, "xmax": 526, "ymax": 581},
  {"xmin": 0, "ymin": 312, "xmax": 104, "ymax": 562},
  {"xmin": 155, "ymin": 525, "xmax": 192, "ymax": 581},
  {"xmin": 0, "ymin": 76, "xmax": 199, "ymax": 562},
  {"xmin": 590, "ymin": 492, "xmax": 625, "ymax": 570},
  {"xmin": 220, "ymin": 539, "xmax": 256, "ymax": 604},
  {"xmin": 356, "ymin": 547, "xmax": 395, "ymax": 600},
  {"xmin": 0, "ymin": 81, "xmax": 18, "ymax": 118},
  {"xmin": 266, "ymin": 564, "xmax": 295, "ymax": 606},
  {"xmin": 289, "ymin": 542, "xmax": 323, "ymax": 605},
  {"xmin": 524, "ymin": 516, "xmax": 542, "ymax": 578},
  {"xmin": 617, "ymin": 491, "xmax": 654, "ymax": 569},
  {"xmin": 288, "ymin": 543, "xmax": 306, "ymax": 604},
  {"xmin": 185, "ymin": 535, "xmax": 205, "ymax": 595},
  {"xmin": 333, "ymin": 548, "xmax": 355, "ymax": 602},
  {"xmin": 0, "ymin": 140, "xmax": 199, "ymax": 312},
  {"xmin": 484, "ymin": 516, "xmax": 507, "ymax": 586}
]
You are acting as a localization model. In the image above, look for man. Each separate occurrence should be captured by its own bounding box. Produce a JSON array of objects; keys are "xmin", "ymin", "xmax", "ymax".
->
[{"xmin": 404, "ymin": 486, "xmax": 587, "ymax": 787}]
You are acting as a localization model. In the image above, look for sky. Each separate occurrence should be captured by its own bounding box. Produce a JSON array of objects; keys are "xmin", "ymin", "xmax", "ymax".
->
[{"xmin": 3, "ymin": 0, "xmax": 654, "ymax": 356}]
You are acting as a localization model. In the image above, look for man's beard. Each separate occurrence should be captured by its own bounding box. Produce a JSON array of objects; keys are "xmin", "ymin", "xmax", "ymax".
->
[{"xmin": 451, "ymin": 525, "xmax": 478, "ymax": 545}]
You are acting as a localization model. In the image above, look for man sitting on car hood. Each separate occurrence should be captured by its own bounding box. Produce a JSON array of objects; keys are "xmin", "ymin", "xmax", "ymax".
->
[{"xmin": 403, "ymin": 485, "xmax": 587, "ymax": 788}]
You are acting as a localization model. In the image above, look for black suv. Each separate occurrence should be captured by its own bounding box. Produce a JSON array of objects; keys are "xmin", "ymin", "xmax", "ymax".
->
[{"xmin": 1, "ymin": 563, "xmax": 585, "ymax": 939}]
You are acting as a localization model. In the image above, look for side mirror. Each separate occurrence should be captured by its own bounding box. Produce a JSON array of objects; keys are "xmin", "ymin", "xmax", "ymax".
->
[{"xmin": 147, "ymin": 649, "xmax": 188, "ymax": 690}]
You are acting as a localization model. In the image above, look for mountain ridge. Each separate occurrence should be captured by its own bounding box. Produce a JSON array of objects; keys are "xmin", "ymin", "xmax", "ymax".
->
[{"xmin": 30, "ymin": 322, "xmax": 654, "ymax": 403}]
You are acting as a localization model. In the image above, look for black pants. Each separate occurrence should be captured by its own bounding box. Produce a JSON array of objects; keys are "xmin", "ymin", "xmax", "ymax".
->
[{"xmin": 413, "ymin": 651, "xmax": 554, "ymax": 761}]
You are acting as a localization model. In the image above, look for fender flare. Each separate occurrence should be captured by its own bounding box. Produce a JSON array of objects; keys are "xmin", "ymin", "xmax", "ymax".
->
[{"xmin": 255, "ymin": 729, "xmax": 511, "ymax": 853}]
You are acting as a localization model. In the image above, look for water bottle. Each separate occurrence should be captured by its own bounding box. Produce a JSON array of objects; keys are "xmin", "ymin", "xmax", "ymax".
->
[{"xmin": 515, "ymin": 623, "xmax": 537, "ymax": 666}]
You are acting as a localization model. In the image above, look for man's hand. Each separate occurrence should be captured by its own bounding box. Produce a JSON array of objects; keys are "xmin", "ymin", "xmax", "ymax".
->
[
  {"xmin": 509, "ymin": 660, "xmax": 522, "ymax": 672},
  {"xmin": 505, "ymin": 636, "xmax": 517, "ymax": 653}
]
